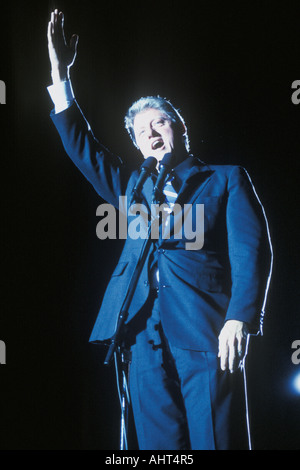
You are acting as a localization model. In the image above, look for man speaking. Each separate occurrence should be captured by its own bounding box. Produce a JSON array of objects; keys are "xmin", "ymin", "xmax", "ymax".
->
[{"xmin": 47, "ymin": 9, "xmax": 272, "ymax": 450}]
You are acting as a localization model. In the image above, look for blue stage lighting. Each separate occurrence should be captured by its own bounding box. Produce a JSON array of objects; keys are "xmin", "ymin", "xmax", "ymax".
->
[{"xmin": 292, "ymin": 372, "xmax": 300, "ymax": 394}]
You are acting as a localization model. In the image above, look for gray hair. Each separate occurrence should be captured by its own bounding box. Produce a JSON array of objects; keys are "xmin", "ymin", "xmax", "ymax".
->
[{"xmin": 124, "ymin": 95, "xmax": 190, "ymax": 152}]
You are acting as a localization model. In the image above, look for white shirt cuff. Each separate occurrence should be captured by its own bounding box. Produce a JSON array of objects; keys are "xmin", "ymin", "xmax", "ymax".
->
[{"xmin": 47, "ymin": 80, "xmax": 75, "ymax": 113}]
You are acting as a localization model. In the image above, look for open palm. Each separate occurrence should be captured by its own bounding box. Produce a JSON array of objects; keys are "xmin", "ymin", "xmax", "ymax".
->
[{"xmin": 47, "ymin": 10, "xmax": 78, "ymax": 80}]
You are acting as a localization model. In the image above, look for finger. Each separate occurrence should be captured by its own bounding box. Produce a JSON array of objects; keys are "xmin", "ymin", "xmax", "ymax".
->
[
  {"xmin": 237, "ymin": 335, "xmax": 246, "ymax": 358},
  {"xmin": 50, "ymin": 11, "xmax": 54, "ymax": 32},
  {"xmin": 70, "ymin": 34, "xmax": 79, "ymax": 53},
  {"xmin": 59, "ymin": 11, "xmax": 64, "ymax": 27},
  {"xmin": 57, "ymin": 11, "xmax": 67, "ymax": 45},
  {"xmin": 51, "ymin": 10, "xmax": 57, "ymax": 36},
  {"xmin": 228, "ymin": 339, "xmax": 237, "ymax": 373},
  {"xmin": 58, "ymin": 10, "xmax": 64, "ymax": 32},
  {"xmin": 218, "ymin": 333, "xmax": 225, "ymax": 368},
  {"xmin": 54, "ymin": 9, "xmax": 58, "ymax": 27},
  {"xmin": 219, "ymin": 340, "xmax": 229, "ymax": 371},
  {"xmin": 47, "ymin": 21, "xmax": 53, "ymax": 43}
]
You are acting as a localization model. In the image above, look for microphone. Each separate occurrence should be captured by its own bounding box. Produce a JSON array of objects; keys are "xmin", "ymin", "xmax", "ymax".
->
[
  {"xmin": 152, "ymin": 153, "xmax": 173, "ymax": 204},
  {"xmin": 129, "ymin": 156, "xmax": 157, "ymax": 206}
]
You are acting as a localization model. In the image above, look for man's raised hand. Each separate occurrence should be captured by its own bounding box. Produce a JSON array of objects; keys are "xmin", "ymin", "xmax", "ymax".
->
[{"xmin": 47, "ymin": 9, "xmax": 79, "ymax": 83}]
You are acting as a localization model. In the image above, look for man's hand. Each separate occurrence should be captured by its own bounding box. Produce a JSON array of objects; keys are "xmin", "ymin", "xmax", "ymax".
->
[
  {"xmin": 218, "ymin": 320, "xmax": 249, "ymax": 373},
  {"xmin": 47, "ymin": 9, "xmax": 79, "ymax": 83}
]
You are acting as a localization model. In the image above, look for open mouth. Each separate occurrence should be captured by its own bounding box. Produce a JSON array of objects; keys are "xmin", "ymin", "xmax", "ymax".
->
[{"xmin": 151, "ymin": 139, "xmax": 164, "ymax": 150}]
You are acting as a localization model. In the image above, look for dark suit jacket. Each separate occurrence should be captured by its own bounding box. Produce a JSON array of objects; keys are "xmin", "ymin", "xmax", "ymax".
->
[{"xmin": 51, "ymin": 102, "xmax": 273, "ymax": 352}]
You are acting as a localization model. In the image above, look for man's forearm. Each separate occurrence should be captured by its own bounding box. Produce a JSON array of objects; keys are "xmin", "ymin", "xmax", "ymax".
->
[{"xmin": 51, "ymin": 65, "xmax": 70, "ymax": 85}]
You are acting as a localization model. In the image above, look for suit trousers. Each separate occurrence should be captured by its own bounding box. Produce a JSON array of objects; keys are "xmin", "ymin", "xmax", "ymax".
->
[{"xmin": 127, "ymin": 291, "xmax": 249, "ymax": 450}]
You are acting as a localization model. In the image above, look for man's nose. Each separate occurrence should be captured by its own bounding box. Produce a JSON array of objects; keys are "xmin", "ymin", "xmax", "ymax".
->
[{"xmin": 147, "ymin": 125, "xmax": 159, "ymax": 138}]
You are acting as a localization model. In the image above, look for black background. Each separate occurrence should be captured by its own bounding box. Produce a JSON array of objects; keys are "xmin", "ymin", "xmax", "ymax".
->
[{"xmin": 0, "ymin": 0, "xmax": 299, "ymax": 450}]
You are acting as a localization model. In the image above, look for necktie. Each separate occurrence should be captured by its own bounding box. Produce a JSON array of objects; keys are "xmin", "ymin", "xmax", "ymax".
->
[
  {"xmin": 149, "ymin": 177, "xmax": 178, "ymax": 289},
  {"xmin": 163, "ymin": 178, "xmax": 178, "ymax": 206}
]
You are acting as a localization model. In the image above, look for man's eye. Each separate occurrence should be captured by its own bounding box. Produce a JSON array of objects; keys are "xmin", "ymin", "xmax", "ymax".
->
[{"xmin": 154, "ymin": 119, "xmax": 165, "ymax": 126}]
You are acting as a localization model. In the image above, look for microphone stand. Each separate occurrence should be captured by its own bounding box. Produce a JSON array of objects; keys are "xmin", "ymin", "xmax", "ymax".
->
[
  {"xmin": 104, "ymin": 154, "xmax": 172, "ymax": 450},
  {"xmin": 104, "ymin": 208, "xmax": 159, "ymax": 450}
]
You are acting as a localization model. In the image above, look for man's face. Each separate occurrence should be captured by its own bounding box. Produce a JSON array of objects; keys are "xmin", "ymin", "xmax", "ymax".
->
[{"xmin": 133, "ymin": 108, "xmax": 177, "ymax": 163}]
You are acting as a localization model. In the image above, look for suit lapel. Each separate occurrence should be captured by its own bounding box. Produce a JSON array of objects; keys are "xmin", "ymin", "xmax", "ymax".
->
[
  {"xmin": 174, "ymin": 158, "xmax": 214, "ymax": 205},
  {"xmin": 141, "ymin": 171, "xmax": 157, "ymax": 212},
  {"xmin": 138, "ymin": 157, "xmax": 214, "ymax": 228}
]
